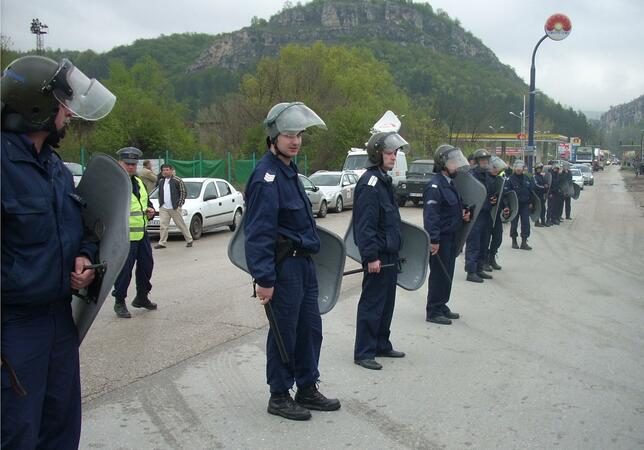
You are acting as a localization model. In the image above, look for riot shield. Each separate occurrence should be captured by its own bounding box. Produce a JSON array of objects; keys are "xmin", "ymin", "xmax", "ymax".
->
[
  {"xmin": 72, "ymin": 154, "xmax": 131, "ymax": 343},
  {"xmin": 344, "ymin": 219, "xmax": 429, "ymax": 291},
  {"xmin": 572, "ymin": 183, "xmax": 581, "ymax": 200},
  {"xmin": 227, "ymin": 218, "xmax": 346, "ymax": 315},
  {"xmin": 544, "ymin": 172, "xmax": 553, "ymax": 196},
  {"xmin": 453, "ymin": 171, "xmax": 486, "ymax": 255},
  {"xmin": 560, "ymin": 179, "xmax": 574, "ymax": 197},
  {"xmin": 529, "ymin": 190, "xmax": 542, "ymax": 222},
  {"xmin": 489, "ymin": 176, "xmax": 506, "ymax": 227},
  {"xmin": 501, "ymin": 190, "xmax": 519, "ymax": 223}
]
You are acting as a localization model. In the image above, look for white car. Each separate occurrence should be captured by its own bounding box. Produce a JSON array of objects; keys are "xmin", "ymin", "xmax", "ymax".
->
[
  {"xmin": 308, "ymin": 171, "xmax": 358, "ymax": 212},
  {"xmin": 147, "ymin": 178, "xmax": 244, "ymax": 239},
  {"xmin": 571, "ymin": 169, "xmax": 584, "ymax": 190},
  {"xmin": 64, "ymin": 162, "xmax": 83, "ymax": 187},
  {"xmin": 298, "ymin": 174, "xmax": 327, "ymax": 218}
]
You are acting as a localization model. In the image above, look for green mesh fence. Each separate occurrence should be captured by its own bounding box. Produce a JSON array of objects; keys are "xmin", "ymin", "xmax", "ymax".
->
[{"xmin": 168, "ymin": 159, "xmax": 225, "ymax": 178}]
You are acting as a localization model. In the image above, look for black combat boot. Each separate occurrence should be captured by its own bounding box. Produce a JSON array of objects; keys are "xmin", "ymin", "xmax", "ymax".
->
[
  {"xmin": 482, "ymin": 260, "xmax": 494, "ymax": 272},
  {"xmin": 466, "ymin": 272, "xmax": 484, "ymax": 283},
  {"xmin": 295, "ymin": 384, "xmax": 341, "ymax": 411},
  {"xmin": 535, "ymin": 221, "xmax": 544, "ymax": 227},
  {"xmin": 268, "ymin": 392, "xmax": 311, "ymax": 420},
  {"xmin": 132, "ymin": 292, "xmax": 157, "ymax": 310},
  {"xmin": 114, "ymin": 299, "xmax": 131, "ymax": 318},
  {"xmin": 477, "ymin": 271, "xmax": 493, "ymax": 280},
  {"xmin": 489, "ymin": 255, "xmax": 502, "ymax": 270},
  {"xmin": 511, "ymin": 237, "xmax": 519, "ymax": 249},
  {"xmin": 520, "ymin": 239, "xmax": 532, "ymax": 250},
  {"xmin": 543, "ymin": 220, "xmax": 551, "ymax": 227}
]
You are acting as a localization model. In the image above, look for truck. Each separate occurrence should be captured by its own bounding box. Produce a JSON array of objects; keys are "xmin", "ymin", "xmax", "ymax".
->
[{"xmin": 573, "ymin": 146, "xmax": 593, "ymax": 164}]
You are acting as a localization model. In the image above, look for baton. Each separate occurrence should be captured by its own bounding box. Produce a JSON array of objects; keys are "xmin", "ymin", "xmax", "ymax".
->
[
  {"xmin": 342, "ymin": 262, "xmax": 397, "ymax": 276},
  {"xmin": 433, "ymin": 252, "xmax": 453, "ymax": 286},
  {"xmin": 253, "ymin": 282, "xmax": 289, "ymax": 364}
]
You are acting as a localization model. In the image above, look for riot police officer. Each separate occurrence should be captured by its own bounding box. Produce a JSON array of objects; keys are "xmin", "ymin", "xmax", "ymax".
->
[
  {"xmin": 561, "ymin": 164, "xmax": 573, "ymax": 220},
  {"xmin": 546, "ymin": 163, "xmax": 563, "ymax": 226},
  {"xmin": 353, "ymin": 131, "xmax": 406, "ymax": 369},
  {"xmin": 244, "ymin": 102, "xmax": 340, "ymax": 421},
  {"xmin": 464, "ymin": 149, "xmax": 497, "ymax": 283},
  {"xmin": 112, "ymin": 147, "xmax": 158, "ymax": 318},
  {"xmin": 484, "ymin": 156, "xmax": 510, "ymax": 271},
  {"xmin": 1, "ymin": 56, "xmax": 115, "ymax": 449},
  {"xmin": 533, "ymin": 163, "xmax": 549, "ymax": 227},
  {"xmin": 423, "ymin": 145, "xmax": 471, "ymax": 325},
  {"xmin": 507, "ymin": 160, "xmax": 535, "ymax": 250}
]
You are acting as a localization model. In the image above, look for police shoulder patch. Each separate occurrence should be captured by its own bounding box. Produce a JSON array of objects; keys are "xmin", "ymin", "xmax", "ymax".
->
[
  {"xmin": 264, "ymin": 172, "xmax": 275, "ymax": 183},
  {"xmin": 367, "ymin": 175, "xmax": 378, "ymax": 187},
  {"xmin": 431, "ymin": 184, "xmax": 438, "ymax": 188}
]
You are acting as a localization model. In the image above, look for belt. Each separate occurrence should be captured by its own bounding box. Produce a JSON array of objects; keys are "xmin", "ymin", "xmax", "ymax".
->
[{"xmin": 290, "ymin": 248, "xmax": 313, "ymax": 257}]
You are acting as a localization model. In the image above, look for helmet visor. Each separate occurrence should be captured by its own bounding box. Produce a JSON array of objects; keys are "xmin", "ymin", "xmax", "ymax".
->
[
  {"xmin": 444, "ymin": 148, "xmax": 469, "ymax": 171},
  {"xmin": 381, "ymin": 132, "xmax": 409, "ymax": 153},
  {"xmin": 53, "ymin": 63, "xmax": 116, "ymax": 121},
  {"xmin": 491, "ymin": 156, "xmax": 508, "ymax": 171},
  {"xmin": 273, "ymin": 102, "xmax": 326, "ymax": 134}
]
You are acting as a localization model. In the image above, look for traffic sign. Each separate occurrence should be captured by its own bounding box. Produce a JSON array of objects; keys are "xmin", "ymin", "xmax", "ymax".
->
[
  {"xmin": 545, "ymin": 14, "xmax": 572, "ymax": 41},
  {"xmin": 517, "ymin": 133, "xmax": 527, "ymax": 140}
]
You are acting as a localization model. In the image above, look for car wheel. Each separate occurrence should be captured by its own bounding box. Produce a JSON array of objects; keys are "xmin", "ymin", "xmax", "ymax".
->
[
  {"xmin": 317, "ymin": 200, "xmax": 327, "ymax": 218},
  {"xmin": 335, "ymin": 196, "xmax": 343, "ymax": 213},
  {"xmin": 229, "ymin": 209, "xmax": 242, "ymax": 232},
  {"xmin": 397, "ymin": 197, "xmax": 407, "ymax": 207},
  {"xmin": 190, "ymin": 215, "xmax": 203, "ymax": 240}
]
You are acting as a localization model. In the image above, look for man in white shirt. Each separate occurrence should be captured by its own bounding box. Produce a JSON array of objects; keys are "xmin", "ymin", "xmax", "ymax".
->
[{"xmin": 155, "ymin": 164, "xmax": 194, "ymax": 248}]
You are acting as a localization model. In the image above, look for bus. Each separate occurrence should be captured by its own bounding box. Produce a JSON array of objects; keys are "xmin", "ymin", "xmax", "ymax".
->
[{"xmin": 573, "ymin": 146, "xmax": 593, "ymax": 164}]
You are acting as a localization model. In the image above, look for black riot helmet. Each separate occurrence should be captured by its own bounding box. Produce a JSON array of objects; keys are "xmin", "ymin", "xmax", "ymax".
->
[
  {"xmin": 1, "ymin": 55, "xmax": 115, "ymax": 134},
  {"xmin": 433, "ymin": 144, "xmax": 468, "ymax": 173},
  {"xmin": 366, "ymin": 131, "xmax": 408, "ymax": 167},
  {"xmin": 472, "ymin": 148, "xmax": 492, "ymax": 162}
]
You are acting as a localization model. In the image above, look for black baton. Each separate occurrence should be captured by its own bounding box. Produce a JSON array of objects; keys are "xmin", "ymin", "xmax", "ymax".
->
[
  {"xmin": 264, "ymin": 303, "xmax": 289, "ymax": 364},
  {"xmin": 343, "ymin": 262, "xmax": 397, "ymax": 276},
  {"xmin": 434, "ymin": 252, "xmax": 453, "ymax": 285}
]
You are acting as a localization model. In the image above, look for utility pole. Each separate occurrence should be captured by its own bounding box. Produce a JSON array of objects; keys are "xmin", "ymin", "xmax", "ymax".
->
[{"xmin": 30, "ymin": 18, "xmax": 48, "ymax": 53}]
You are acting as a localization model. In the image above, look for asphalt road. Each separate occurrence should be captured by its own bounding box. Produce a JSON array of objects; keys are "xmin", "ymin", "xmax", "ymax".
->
[{"xmin": 80, "ymin": 166, "xmax": 644, "ymax": 449}]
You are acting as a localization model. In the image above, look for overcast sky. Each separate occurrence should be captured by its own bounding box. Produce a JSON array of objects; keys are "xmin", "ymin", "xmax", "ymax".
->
[{"xmin": 2, "ymin": 0, "xmax": 643, "ymax": 113}]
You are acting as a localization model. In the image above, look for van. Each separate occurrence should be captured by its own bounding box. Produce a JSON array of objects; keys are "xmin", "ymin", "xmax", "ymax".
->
[{"xmin": 342, "ymin": 148, "xmax": 408, "ymax": 188}]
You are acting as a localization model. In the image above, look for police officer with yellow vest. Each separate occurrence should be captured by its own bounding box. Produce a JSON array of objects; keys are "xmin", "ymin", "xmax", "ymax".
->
[{"xmin": 112, "ymin": 147, "xmax": 157, "ymax": 318}]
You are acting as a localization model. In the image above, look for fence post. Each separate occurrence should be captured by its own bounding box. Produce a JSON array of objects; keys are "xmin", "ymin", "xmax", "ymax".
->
[
  {"xmin": 227, "ymin": 152, "xmax": 232, "ymax": 182},
  {"xmin": 199, "ymin": 152, "xmax": 203, "ymax": 177},
  {"xmin": 304, "ymin": 153, "xmax": 308, "ymax": 175},
  {"xmin": 80, "ymin": 147, "xmax": 86, "ymax": 169},
  {"xmin": 165, "ymin": 149, "xmax": 170, "ymax": 164},
  {"xmin": 252, "ymin": 152, "xmax": 256, "ymax": 169}
]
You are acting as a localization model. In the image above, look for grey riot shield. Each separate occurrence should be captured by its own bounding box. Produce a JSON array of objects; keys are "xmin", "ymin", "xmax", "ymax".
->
[
  {"xmin": 572, "ymin": 183, "xmax": 581, "ymax": 200},
  {"xmin": 343, "ymin": 219, "xmax": 429, "ymax": 291},
  {"xmin": 529, "ymin": 189, "xmax": 541, "ymax": 222},
  {"xmin": 544, "ymin": 172, "xmax": 553, "ymax": 196},
  {"xmin": 227, "ymin": 218, "xmax": 346, "ymax": 315},
  {"xmin": 72, "ymin": 154, "xmax": 131, "ymax": 343},
  {"xmin": 560, "ymin": 178, "xmax": 574, "ymax": 197},
  {"xmin": 501, "ymin": 190, "xmax": 519, "ymax": 223},
  {"xmin": 453, "ymin": 171, "xmax": 487, "ymax": 255},
  {"xmin": 489, "ymin": 176, "xmax": 506, "ymax": 227}
]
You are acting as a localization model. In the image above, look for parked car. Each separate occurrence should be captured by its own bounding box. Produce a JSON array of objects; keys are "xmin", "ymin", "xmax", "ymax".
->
[
  {"xmin": 572, "ymin": 164, "xmax": 594, "ymax": 185},
  {"xmin": 395, "ymin": 159, "xmax": 434, "ymax": 206},
  {"xmin": 343, "ymin": 147, "xmax": 408, "ymax": 187},
  {"xmin": 64, "ymin": 162, "xmax": 83, "ymax": 187},
  {"xmin": 299, "ymin": 174, "xmax": 327, "ymax": 218},
  {"xmin": 571, "ymin": 169, "xmax": 584, "ymax": 190},
  {"xmin": 147, "ymin": 178, "xmax": 244, "ymax": 239},
  {"xmin": 308, "ymin": 170, "xmax": 358, "ymax": 212}
]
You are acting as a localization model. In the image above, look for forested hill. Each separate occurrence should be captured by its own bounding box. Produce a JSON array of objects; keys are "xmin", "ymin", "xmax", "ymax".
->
[{"xmin": 0, "ymin": 0, "xmax": 593, "ymax": 163}]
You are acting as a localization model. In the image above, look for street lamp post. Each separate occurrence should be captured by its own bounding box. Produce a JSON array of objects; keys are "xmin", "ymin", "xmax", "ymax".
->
[
  {"xmin": 509, "ymin": 110, "xmax": 525, "ymax": 158},
  {"xmin": 526, "ymin": 13, "xmax": 572, "ymax": 172}
]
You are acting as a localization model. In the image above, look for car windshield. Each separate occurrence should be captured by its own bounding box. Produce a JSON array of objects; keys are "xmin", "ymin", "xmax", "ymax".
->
[
  {"xmin": 344, "ymin": 154, "xmax": 369, "ymax": 170},
  {"xmin": 150, "ymin": 181, "xmax": 203, "ymax": 199},
  {"xmin": 64, "ymin": 162, "xmax": 83, "ymax": 176},
  {"xmin": 571, "ymin": 169, "xmax": 582, "ymax": 176},
  {"xmin": 577, "ymin": 165, "xmax": 591, "ymax": 173},
  {"xmin": 408, "ymin": 163, "xmax": 433, "ymax": 174},
  {"xmin": 309, "ymin": 174, "xmax": 341, "ymax": 186}
]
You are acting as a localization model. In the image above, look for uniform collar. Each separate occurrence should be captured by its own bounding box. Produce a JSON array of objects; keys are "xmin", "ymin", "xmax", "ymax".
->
[
  {"xmin": 269, "ymin": 151, "xmax": 298, "ymax": 178},
  {"xmin": 3, "ymin": 132, "xmax": 53, "ymax": 165},
  {"xmin": 441, "ymin": 173, "xmax": 453, "ymax": 184}
]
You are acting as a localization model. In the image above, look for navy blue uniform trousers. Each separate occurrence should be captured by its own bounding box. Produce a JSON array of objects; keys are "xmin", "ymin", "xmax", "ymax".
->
[
  {"xmin": 426, "ymin": 236, "xmax": 457, "ymax": 318},
  {"xmin": 1, "ymin": 302, "xmax": 81, "ymax": 450},
  {"xmin": 267, "ymin": 256, "xmax": 321, "ymax": 394},
  {"xmin": 112, "ymin": 233, "xmax": 154, "ymax": 300},
  {"xmin": 487, "ymin": 215, "xmax": 503, "ymax": 258},
  {"xmin": 465, "ymin": 212, "xmax": 491, "ymax": 273},
  {"xmin": 510, "ymin": 203, "xmax": 531, "ymax": 238},
  {"xmin": 354, "ymin": 252, "xmax": 397, "ymax": 360}
]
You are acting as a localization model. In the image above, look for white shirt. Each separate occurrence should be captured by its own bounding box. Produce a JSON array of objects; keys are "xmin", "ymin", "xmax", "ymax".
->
[{"xmin": 162, "ymin": 178, "xmax": 173, "ymax": 209}]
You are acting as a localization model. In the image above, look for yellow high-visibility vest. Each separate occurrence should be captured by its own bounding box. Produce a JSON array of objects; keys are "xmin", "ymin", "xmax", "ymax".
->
[{"xmin": 129, "ymin": 176, "xmax": 148, "ymax": 241}]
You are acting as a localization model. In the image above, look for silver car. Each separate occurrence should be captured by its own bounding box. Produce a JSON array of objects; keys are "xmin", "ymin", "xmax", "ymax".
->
[
  {"xmin": 298, "ymin": 174, "xmax": 327, "ymax": 218},
  {"xmin": 573, "ymin": 164, "xmax": 594, "ymax": 185},
  {"xmin": 308, "ymin": 171, "xmax": 358, "ymax": 213}
]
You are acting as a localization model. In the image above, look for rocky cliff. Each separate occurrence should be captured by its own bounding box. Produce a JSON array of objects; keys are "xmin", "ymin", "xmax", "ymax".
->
[
  {"xmin": 188, "ymin": 0, "xmax": 504, "ymax": 73},
  {"xmin": 600, "ymin": 95, "xmax": 644, "ymax": 131}
]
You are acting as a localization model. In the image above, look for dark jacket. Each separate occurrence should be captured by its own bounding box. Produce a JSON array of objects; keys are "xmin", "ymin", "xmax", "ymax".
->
[
  {"xmin": 507, "ymin": 173, "xmax": 535, "ymax": 203},
  {"xmin": 1, "ymin": 132, "xmax": 96, "ymax": 308},
  {"xmin": 158, "ymin": 175, "xmax": 187, "ymax": 209},
  {"xmin": 423, "ymin": 173, "xmax": 464, "ymax": 244},
  {"xmin": 470, "ymin": 167, "xmax": 497, "ymax": 212},
  {"xmin": 244, "ymin": 152, "xmax": 319, "ymax": 288},
  {"xmin": 353, "ymin": 167, "xmax": 402, "ymax": 263},
  {"xmin": 533, "ymin": 172, "xmax": 547, "ymax": 195}
]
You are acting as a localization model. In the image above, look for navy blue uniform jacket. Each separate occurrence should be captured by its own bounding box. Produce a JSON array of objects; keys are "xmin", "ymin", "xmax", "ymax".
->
[
  {"xmin": 507, "ymin": 173, "xmax": 535, "ymax": 203},
  {"xmin": 352, "ymin": 167, "xmax": 401, "ymax": 263},
  {"xmin": 244, "ymin": 152, "xmax": 319, "ymax": 288},
  {"xmin": 470, "ymin": 167, "xmax": 496, "ymax": 212},
  {"xmin": 1, "ymin": 132, "xmax": 96, "ymax": 307},
  {"xmin": 423, "ymin": 173, "xmax": 463, "ymax": 244}
]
